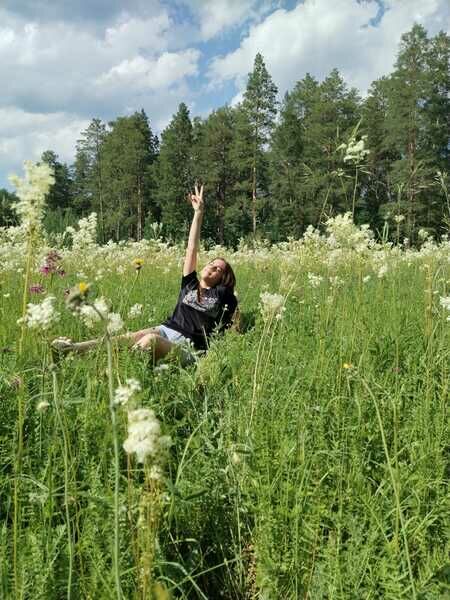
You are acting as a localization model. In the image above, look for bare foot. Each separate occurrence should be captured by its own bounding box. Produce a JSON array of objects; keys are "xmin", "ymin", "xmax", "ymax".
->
[{"xmin": 51, "ymin": 337, "xmax": 74, "ymax": 353}]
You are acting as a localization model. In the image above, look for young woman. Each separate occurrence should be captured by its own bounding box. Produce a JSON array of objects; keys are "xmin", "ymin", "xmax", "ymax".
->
[{"xmin": 52, "ymin": 185, "xmax": 238, "ymax": 365}]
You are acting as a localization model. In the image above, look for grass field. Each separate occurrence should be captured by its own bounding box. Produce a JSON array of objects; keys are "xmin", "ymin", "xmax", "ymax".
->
[{"xmin": 0, "ymin": 213, "xmax": 449, "ymax": 599}]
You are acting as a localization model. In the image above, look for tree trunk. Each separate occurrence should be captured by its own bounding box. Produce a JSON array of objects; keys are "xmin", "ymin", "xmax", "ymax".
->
[
  {"xmin": 252, "ymin": 162, "xmax": 257, "ymax": 236},
  {"xmin": 218, "ymin": 185, "xmax": 225, "ymax": 245},
  {"xmin": 137, "ymin": 178, "xmax": 142, "ymax": 241}
]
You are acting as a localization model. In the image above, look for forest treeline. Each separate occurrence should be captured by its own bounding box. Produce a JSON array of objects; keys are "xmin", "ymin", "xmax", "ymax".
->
[{"xmin": 1, "ymin": 24, "xmax": 449, "ymax": 246}]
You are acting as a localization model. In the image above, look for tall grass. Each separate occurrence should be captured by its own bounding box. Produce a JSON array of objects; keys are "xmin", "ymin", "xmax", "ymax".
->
[{"xmin": 0, "ymin": 249, "xmax": 448, "ymax": 599}]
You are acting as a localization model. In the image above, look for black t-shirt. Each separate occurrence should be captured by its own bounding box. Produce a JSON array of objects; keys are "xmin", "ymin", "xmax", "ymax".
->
[{"xmin": 162, "ymin": 271, "xmax": 238, "ymax": 350}]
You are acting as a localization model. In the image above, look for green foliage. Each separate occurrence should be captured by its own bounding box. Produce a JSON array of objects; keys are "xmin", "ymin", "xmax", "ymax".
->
[
  {"xmin": 101, "ymin": 110, "xmax": 158, "ymax": 241},
  {"xmin": 1, "ymin": 246, "xmax": 449, "ymax": 598},
  {"xmin": 155, "ymin": 103, "xmax": 194, "ymax": 240},
  {"xmin": 0, "ymin": 188, "xmax": 19, "ymax": 227}
]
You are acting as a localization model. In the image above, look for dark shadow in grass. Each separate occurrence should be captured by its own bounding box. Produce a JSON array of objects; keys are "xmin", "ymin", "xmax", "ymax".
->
[{"xmin": 231, "ymin": 307, "xmax": 256, "ymax": 334}]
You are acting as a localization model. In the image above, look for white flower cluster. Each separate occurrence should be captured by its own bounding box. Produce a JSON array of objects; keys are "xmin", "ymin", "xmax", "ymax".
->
[
  {"xmin": 18, "ymin": 296, "xmax": 59, "ymax": 331},
  {"xmin": 338, "ymin": 135, "xmax": 370, "ymax": 164},
  {"xmin": 65, "ymin": 213, "xmax": 98, "ymax": 250},
  {"xmin": 113, "ymin": 378, "xmax": 141, "ymax": 405},
  {"xmin": 439, "ymin": 296, "xmax": 450, "ymax": 320},
  {"xmin": 78, "ymin": 297, "xmax": 109, "ymax": 328},
  {"xmin": 128, "ymin": 303, "xmax": 143, "ymax": 318},
  {"xmin": 77, "ymin": 296, "xmax": 123, "ymax": 333},
  {"xmin": 307, "ymin": 272, "xmax": 324, "ymax": 288},
  {"xmin": 107, "ymin": 312, "xmax": 124, "ymax": 334},
  {"xmin": 9, "ymin": 161, "xmax": 55, "ymax": 232},
  {"xmin": 123, "ymin": 408, "xmax": 172, "ymax": 473},
  {"xmin": 259, "ymin": 291, "xmax": 285, "ymax": 322},
  {"xmin": 325, "ymin": 213, "xmax": 374, "ymax": 252}
]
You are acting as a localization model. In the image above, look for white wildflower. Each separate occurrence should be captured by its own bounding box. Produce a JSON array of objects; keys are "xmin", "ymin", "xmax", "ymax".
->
[
  {"xmin": 394, "ymin": 215, "xmax": 405, "ymax": 224},
  {"xmin": 307, "ymin": 272, "xmax": 323, "ymax": 288},
  {"xmin": 66, "ymin": 213, "xmax": 97, "ymax": 250},
  {"xmin": 9, "ymin": 161, "xmax": 54, "ymax": 232},
  {"xmin": 259, "ymin": 291, "xmax": 285, "ymax": 322},
  {"xmin": 113, "ymin": 378, "xmax": 141, "ymax": 406},
  {"xmin": 377, "ymin": 265, "xmax": 388, "ymax": 279},
  {"xmin": 128, "ymin": 303, "xmax": 143, "ymax": 319},
  {"xmin": 123, "ymin": 408, "xmax": 171, "ymax": 464},
  {"xmin": 107, "ymin": 312, "xmax": 123, "ymax": 334},
  {"xmin": 36, "ymin": 400, "xmax": 50, "ymax": 412},
  {"xmin": 339, "ymin": 135, "xmax": 370, "ymax": 164},
  {"xmin": 362, "ymin": 275, "xmax": 371, "ymax": 283},
  {"xmin": 439, "ymin": 296, "xmax": 450, "ymax": 320},
  {"xmin": 18, "ymin": 296, "xmax": 59, "ymax": 330},
  {"xmin": 78, "ymin": 305, "xmax": 100, "ymax": 328},
  {"xmin": 329, "ymin": 276, "xmax": 344, "ymax": 287}
]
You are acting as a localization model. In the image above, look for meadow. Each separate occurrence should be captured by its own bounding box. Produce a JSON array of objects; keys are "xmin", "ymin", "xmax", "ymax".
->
[{"xmin": 0, "ymin": 206, "xmax": 449, "ymax": 599}]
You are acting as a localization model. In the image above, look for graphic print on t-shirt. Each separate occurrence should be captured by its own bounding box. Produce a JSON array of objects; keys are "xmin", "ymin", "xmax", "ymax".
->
[{"xmin": 182, "ymin": 289, "xmax": 221, "ymax": 317}]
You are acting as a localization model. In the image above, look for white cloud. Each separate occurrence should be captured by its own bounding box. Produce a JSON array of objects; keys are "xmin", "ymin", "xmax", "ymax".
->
[
  {"xmin": 0, "ymin": 7, "xmax": 199, "ymax": 112},
  {"xmin": 0, "ymin": 108, "xmax": 90, "ymax": 178},
  {"xmin": 96, "ymin": 49, "xmax": 200, "ymax": 91},
  {"xmin": 0, "ymin": 6, "xmax": 202, "ymax": 186},
  {"xmin": 208, "ymin": 0, "xmax": 450, "ymax": 96},
  {"xmin": 183, "ymin": 0, "xmax": 281, "ymax": 40}
]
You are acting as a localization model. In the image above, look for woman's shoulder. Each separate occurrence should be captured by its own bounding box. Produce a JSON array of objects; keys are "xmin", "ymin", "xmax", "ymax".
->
[
  {"xmin": 216, "ymin": 285, "xmax": 238, "ymax": 306},
  {"xmin": 181, "ymin": 270, "xmax": 199, "ymax": 288}
]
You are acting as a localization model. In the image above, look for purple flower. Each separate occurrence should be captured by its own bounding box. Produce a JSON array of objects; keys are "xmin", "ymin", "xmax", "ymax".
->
[
  {"xmin": 57, "ymin": 269, "xmax": 66, "ymax": 277},
  {"xmin": 46, "ymin": 250, "xmax": 61, "ymax": 263},
  {"xmin": 39, "ymin": 265, "xmax": 51, "ymax": 275},
  {"xmin": 30, "ymin": 284, "xmax": 45, "ymax": 294}
]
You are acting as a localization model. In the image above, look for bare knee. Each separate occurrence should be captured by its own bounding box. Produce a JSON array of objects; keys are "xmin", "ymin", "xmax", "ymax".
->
[
  {"xmin": 133, "ymin": 332, "xmax": 159, "ymax": 350},
  {"xmin": 131, "ymin": 328, "xmax": 159, "ymax": 345}
]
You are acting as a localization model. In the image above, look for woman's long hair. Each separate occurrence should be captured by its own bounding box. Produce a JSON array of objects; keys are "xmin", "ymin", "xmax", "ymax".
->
[{"xmin": 215, "ymin": 257, "xmax": 236, "ymax": 293}]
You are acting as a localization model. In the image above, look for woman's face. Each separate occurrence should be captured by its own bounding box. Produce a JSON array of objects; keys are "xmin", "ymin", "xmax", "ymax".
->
[{"xmin": 200, "ymin": 259, "xmax": 227, "ymax": 287}]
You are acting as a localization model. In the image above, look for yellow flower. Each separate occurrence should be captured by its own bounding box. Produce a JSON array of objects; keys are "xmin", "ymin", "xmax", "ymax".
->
[
  {"xmin": 343, "ymin": 362, "xmax": 353, "ymax": 370},
  {"xmin": 78, "ymin": 282, "xmax": 89, "ymax": 295},
  {"xmin": 66, "ymin": 282, "xmax": 90, "ymax": 310},
  {"xmin": 132, "ymin": 258, "xmax": 144, "ymax": 271}
]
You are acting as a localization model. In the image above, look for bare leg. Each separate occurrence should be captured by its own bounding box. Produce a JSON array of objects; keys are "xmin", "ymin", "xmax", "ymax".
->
[
  {"xmin": 131, "ymin": 332, "xmax": 176, "ymax": 364},
  {"xmin": 52, "ymin": 327, "xmax": 161, "ymax": 354}
]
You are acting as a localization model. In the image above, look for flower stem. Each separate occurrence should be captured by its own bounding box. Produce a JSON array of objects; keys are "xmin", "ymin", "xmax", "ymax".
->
[
  {"xmin": 360, "ymin": 378, "xmax": 417, "ymax": 599},
  {"xmin": 106, "ymin": 336, "xmax": 122, "ymax": 600},
  {"xmin": 50, "ymin": 362, "xmax": 73, "ymax": 599}
]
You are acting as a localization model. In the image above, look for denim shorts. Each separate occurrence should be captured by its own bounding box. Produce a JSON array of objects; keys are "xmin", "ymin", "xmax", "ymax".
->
[{"xmin": 156, "ymin": 325, "xmax": 198, "ymax": 366}]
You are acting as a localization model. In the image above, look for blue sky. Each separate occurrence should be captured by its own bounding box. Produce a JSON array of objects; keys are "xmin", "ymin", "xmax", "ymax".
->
[{"xmin": 1, "ymin": 0, "xmax": 449, "ymax": 190}]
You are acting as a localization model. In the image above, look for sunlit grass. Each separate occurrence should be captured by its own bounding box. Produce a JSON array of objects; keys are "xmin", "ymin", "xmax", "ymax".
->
[{"xmin": 0, "ymin": 229, "xmax": 449, "ymax": 598}]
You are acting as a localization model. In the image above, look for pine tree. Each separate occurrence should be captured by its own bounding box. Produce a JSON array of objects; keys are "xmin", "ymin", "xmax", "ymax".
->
[
  {"xmin": 384, "ymin": 24, "xmax": 432, "ymax": 238},
  {"xmin": 241, "ymin": 53, "xmax": 278, "ymax": 235},
  {"xmin": 196, "ymin": 107, "xmax": 237, "ymax": 245},
  {"xmin": 40, "ymin": 150, "xmax": 73, "ymax": 213},
  {"xmin": 154, "ymin": 103, "xmax": 194, "ymax": 239},
  {"xmin": 73, "ymin": 119, "xmax": 107, "ymax": 239},
  {"xmin": 101, "ymin": 111, "xmax": 158, "ymax": 240},
  {"xmin": 269, "ymin": 74, "xmax": 319, "ymax": 238},
  {"xmin": 362, "ymin": 77, "xmax": 396, "ymax": 230},
  {"xmin": 270, "ymin": 70, "xmax": 361, "ymax": 234}
]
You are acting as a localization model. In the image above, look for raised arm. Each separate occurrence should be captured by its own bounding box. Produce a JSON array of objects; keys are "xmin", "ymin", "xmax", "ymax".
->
[{"xmin": 183, "ymin": 184, "xmax": 204, "ymax": 276}]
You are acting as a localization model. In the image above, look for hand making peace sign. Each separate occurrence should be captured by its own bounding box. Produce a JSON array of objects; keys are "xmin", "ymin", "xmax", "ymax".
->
[{"xmin": 189, "ymin": 183, "xmax": 204, "ymax": 214}]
